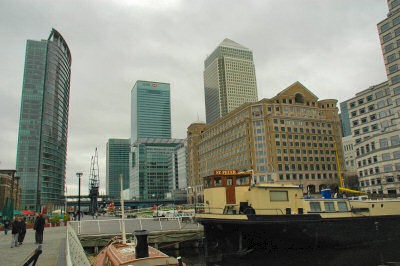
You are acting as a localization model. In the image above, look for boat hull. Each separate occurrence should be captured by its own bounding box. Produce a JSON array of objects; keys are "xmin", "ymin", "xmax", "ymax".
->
[{"xmin": 198, "ymin": 214, "xmax": 400, "ymax": 251}]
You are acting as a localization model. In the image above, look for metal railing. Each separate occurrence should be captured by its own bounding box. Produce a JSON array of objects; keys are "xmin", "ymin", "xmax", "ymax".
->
[
  {"xmin": 66, "ymin": 223, "xmax": 91, "ymax": 266},
  {"xmin": 69, "ymin": 216, "xmax": 201, "ymax": 236}
]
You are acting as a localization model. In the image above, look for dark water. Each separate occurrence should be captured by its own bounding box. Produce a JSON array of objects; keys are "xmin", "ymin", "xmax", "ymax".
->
[{"xmin": 162, "ymin": 240, "xmax": 400, "ymax": 266}]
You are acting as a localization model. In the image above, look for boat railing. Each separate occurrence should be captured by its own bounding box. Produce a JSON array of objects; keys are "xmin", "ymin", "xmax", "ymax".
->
[
  {"xmin": 201, "ymin": 206, "xmax": 285, "ymax": 215},
  {"xmin": 66, "ymin": 222, "xmax": 91, "ymax": 266},
  {"xmin": 69, "ymin": 216, "xmax": 201, "ymax": 236}
]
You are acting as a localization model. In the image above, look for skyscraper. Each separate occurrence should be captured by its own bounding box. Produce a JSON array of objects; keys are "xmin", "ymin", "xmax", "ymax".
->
[
  {"xmin": 204, "ymin": 38, "xmax": 258, "ymax": 124},
  {"xmin": 106, "ymin": 139, "xmax": 130, "ymax": 198},
  {"xmin": 129, "ymin": 80, "xmax": 186, "ymax": 200},
  {"xmin": 131, "ymin": 81, "xmax": 171, "ymax": 142},
  {"xmin": 16, "ymin": 29, "xmax": 71, "ymax": 211}
]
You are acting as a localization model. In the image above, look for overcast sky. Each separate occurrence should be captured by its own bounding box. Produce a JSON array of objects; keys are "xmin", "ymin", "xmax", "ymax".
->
[{"xmin": 0, "ymin": 0, "xmax": 389, "ymax": 195}]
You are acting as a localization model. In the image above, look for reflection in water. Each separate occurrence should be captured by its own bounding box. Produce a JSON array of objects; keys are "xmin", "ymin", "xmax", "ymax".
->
[{"xmin": 163, "ymin": 240, "xmax": 400, "ymax": 266}]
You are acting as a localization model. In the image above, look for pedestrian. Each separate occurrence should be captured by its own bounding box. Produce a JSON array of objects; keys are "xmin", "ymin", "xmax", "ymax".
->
[
  {"xmin": 18, "ymin": 217, "xmax": 27, "ymax": 245},
  {"xmin": 3, "ymin": 217, "xmax": 10, "ymax": 235},
  {"xmin": 10, "ymin": 217, "xmax": 21, "ymax": 248},
  {"xmin": 34, "ymin": 213, "xmax": 45, "ymax": 244}
]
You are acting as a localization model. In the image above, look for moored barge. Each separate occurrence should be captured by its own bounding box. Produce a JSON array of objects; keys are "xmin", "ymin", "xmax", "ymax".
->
[{"xmin": 196, "ymin": 171, "xmax": 400, "ymax": 253}]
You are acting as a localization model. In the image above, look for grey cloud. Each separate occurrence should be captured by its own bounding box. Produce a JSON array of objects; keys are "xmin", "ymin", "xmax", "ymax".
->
[{"xmin": 0, "ymin": 0, "xmax": 389, "ymax": 194}]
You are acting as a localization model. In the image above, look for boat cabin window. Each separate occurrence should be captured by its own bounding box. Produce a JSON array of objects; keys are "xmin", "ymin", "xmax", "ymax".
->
[
  {"xmin": 214, "ymin": 177, "xmax": 222, "ymax": 186},
  {"xmin": 324, "ymin": 202, "xmax": 335, "ymax": 212},
  {"xmin": 270, "ymin": 191, "xmax": 288, "ymax": 201},
  {"xmin": 204, "ymin": 178, "xmax": 212, "ymax": 188},
  {"xmin": 236, "ymin": 175, "xmax": 250, "ymax": 186},
  {"xmin": 337, "ymin": 202, "xmax": 348, "ymax": 211},
  {"xmin": 310, "ymin": 202, "xmax": 321, "ymax": 212}
]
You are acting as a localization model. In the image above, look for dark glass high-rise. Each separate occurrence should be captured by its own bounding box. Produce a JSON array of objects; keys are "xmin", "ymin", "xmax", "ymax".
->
[{"xmin": 16, "ymin": 29, "xmax": 71, "ymax": 211}]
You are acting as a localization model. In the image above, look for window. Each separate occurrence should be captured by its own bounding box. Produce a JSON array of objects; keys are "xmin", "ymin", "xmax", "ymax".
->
[
  {"xmin": 385, "ymin": 43, "xmax": 395, "ymax": 52},
  {"xmin": 380, "ymin": 138, "xmax": 389, "ymax": 148},
  {"xmin": 394, "ymin": 86, "xmax": 400, "ymax": 95},
  {"xmin": 324, "ymin": 202, "xmax": 335, "ymax": 212},
  {"xmin": 310, "ymin": 202, "xmax": 321, "ymax": 212},
  {"xmin": 376, "ymin": 91, "xmax": 384, "ymax": 99},
  {"xmin": 383, "ymin": 33, "xmax": 392, "ymax": 43},
  {"xmin": 236, "ymin": 176, "xmax": 250, "ymax": 185},
  {"xmin": 391, "ymin": 74, "xmax": 400, "ymax": 84},
  {"xmin": 381, "ymin": 22, "xmax": 391, "ymax": 32},
  {"xmin": 390, "ymin": 64, "xmax": 399, "ymax": 74},
  {"xmin": 270, "ymin": 191, "xmax": 288, "ymax": 201},
  {"xmin": 391, "ymin": 135, "xmax": 400, "ymax": 145},
  {"xmin": 214, "ymin": 177, "xmax": 222, "ymax": 186},
  {"xmin": 382, "ymin": 153, "xmax": 391, "ymax": 161},
  {"xmin": 338, "ymin": 202, "xmax": 348, "ymax": 212},
  {"xmin": 384, "ymin": 164, "xmax": 393, "ymax": 172}
]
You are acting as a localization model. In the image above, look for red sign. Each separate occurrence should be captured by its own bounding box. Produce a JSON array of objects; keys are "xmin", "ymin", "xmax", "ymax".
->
[
  {"xmin": 152, "ymin": 83, "xmax": 157, "ymax": 87},
  {"xmin": 214, "ymin": 170, "xmax": 238, "ymax": 175}
]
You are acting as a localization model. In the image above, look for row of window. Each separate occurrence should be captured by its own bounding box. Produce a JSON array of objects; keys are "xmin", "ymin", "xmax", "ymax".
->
[
  {"xmin": 277, "ymin": 163, "xmax": 337, "ymax": 171},
  {"xmin": 360, "ymin": 176, "xmax": 400, "ymax": 187},
  {"xmin": 309, "ymin": 201, "xmax": 348, "ymax": 212},
  {"xmin": 278, "ymin": 173, "xmax": 338, "ymax": 181}
]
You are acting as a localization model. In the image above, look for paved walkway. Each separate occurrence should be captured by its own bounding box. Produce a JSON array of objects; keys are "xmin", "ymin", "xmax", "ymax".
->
[{"xmin": 0, "ymin": 226, "xmax": 66, "ymax": 266}]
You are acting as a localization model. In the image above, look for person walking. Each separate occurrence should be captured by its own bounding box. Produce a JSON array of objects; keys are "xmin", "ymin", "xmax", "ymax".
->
[
  {"xmin": 10, "ymin": 217, "xmax": 21, "ymax": 248},
  {"xmin": 3, "ymin": 218, "xmax": 10, "ymax": 235},
  {"xmin": 18, "ymin": 217, "xmax": 27, "ymax": 245},
  {"xmin": 34, "ymin": 213, "xmax": 45, "ymax": 244}
]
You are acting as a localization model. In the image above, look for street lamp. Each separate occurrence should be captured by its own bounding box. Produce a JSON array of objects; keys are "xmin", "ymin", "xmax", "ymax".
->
[{"xmin": 76, "ymin": 172, "xmax": 83, "ymax": 221}]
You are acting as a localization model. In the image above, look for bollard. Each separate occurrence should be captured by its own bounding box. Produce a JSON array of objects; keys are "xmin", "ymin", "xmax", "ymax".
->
[{"xmin": 134, "ymin": 230, "xmax": 149, "ymax": 258}]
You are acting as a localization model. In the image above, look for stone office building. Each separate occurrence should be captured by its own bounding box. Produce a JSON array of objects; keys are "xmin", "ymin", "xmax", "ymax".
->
[{"xmin": 188, "ymin": 82, "xmax": 344, "ymax": 194}]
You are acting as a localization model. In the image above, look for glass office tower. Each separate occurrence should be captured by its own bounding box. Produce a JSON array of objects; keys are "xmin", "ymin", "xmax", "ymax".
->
[
  {"xmin": 131, "ymin": 81, "xmax": 171, "ymax": 142},
  {"xmin": 130, "ymin": 138, "xmax": 185, "ymax": 200},
  {"xmin": 204, "ymin": 38, "xmax": 258, "ymax": 124},
  {"xmin": 16, "ymin": 29, "xmax": 71, "ymax": 211},
  {"xmin": 106, "ymin": 139, "xmax": 130, "ymax": 198}
]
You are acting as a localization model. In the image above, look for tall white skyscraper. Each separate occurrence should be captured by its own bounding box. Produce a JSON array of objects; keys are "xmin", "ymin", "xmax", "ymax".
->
[{"xmin": 204, "ymin": 38, "xmax": 258, "ymax": 124}]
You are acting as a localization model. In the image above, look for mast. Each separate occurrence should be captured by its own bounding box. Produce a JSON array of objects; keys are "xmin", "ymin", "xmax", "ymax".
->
[{"xmin": 120, "ymin": 174, "xmax": 126, "ymax": 244}]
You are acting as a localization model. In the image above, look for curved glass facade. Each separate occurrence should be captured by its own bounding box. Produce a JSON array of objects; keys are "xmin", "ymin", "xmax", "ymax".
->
[{"xmin": 16, "ymin": 29, "xmax": 71, "ymax": 211}]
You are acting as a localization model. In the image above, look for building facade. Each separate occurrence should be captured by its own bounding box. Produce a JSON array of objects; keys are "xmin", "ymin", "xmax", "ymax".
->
[
  {"xmin": 130, "ymin": 80, "xmax": 171, "ymax": 142},
  {"xmin": 338, "ymin": 0, "xmax": 400, "ymax": 194},
  {"xmin": 16, "ymin": 29, "xmax": 71, "ymax": 211},
  {"xmin": 341, "ymin": 82, "xmax": 400, "ymax": 194},
  {"xmin": 188, "ymin": 82, "xmax": 344, "ymax": 194},
  {"xmin": 0, "ymin": 170, "xmax": 21, "ymax": 212},
  {"xmin": 204, "ymin": 38, "xmax": 258, "ymax": 124},
  {"xmin": 130, "ymin": 138, "xmax": 185, "ymax": 200},
  {"xmin": 106, "ymin": 139, "xmax": 130, "ymax": 198},
  {"xmin": 172, "ymin": 140, "xmax": 188, "ymax": 190}
]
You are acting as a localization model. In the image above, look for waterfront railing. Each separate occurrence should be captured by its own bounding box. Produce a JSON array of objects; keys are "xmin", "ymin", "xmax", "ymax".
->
[
  {"xmin": 66, "ymin": 223, "xmax": 91, "ymax": 266},
  {"xmin": 70, "ymin": 216, "xmax": 201, "ymax": 236}
]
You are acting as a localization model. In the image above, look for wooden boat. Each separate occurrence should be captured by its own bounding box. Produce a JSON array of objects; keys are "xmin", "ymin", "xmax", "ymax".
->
[
  {"xmin": 196, "ymin": 171, "xmax": 400, "ymax": 253},
  {"xmin": 93, "ymin": 230, "xmax": 185, "ymax": 266},
  {"xmin": 93, "ymin": 178, "xmax": 185, "ymax": 266}
]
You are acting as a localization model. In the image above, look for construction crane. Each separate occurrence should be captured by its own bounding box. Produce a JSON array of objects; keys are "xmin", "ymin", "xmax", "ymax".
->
[{"xmin": 89, "ymin": 148, "xmax": 100, "ymax": 215}]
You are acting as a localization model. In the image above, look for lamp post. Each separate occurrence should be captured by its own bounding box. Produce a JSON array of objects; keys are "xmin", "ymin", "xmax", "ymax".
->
[{"xmin": 76, "ymin": 172, "xmax": 83, "ymax": 221}]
